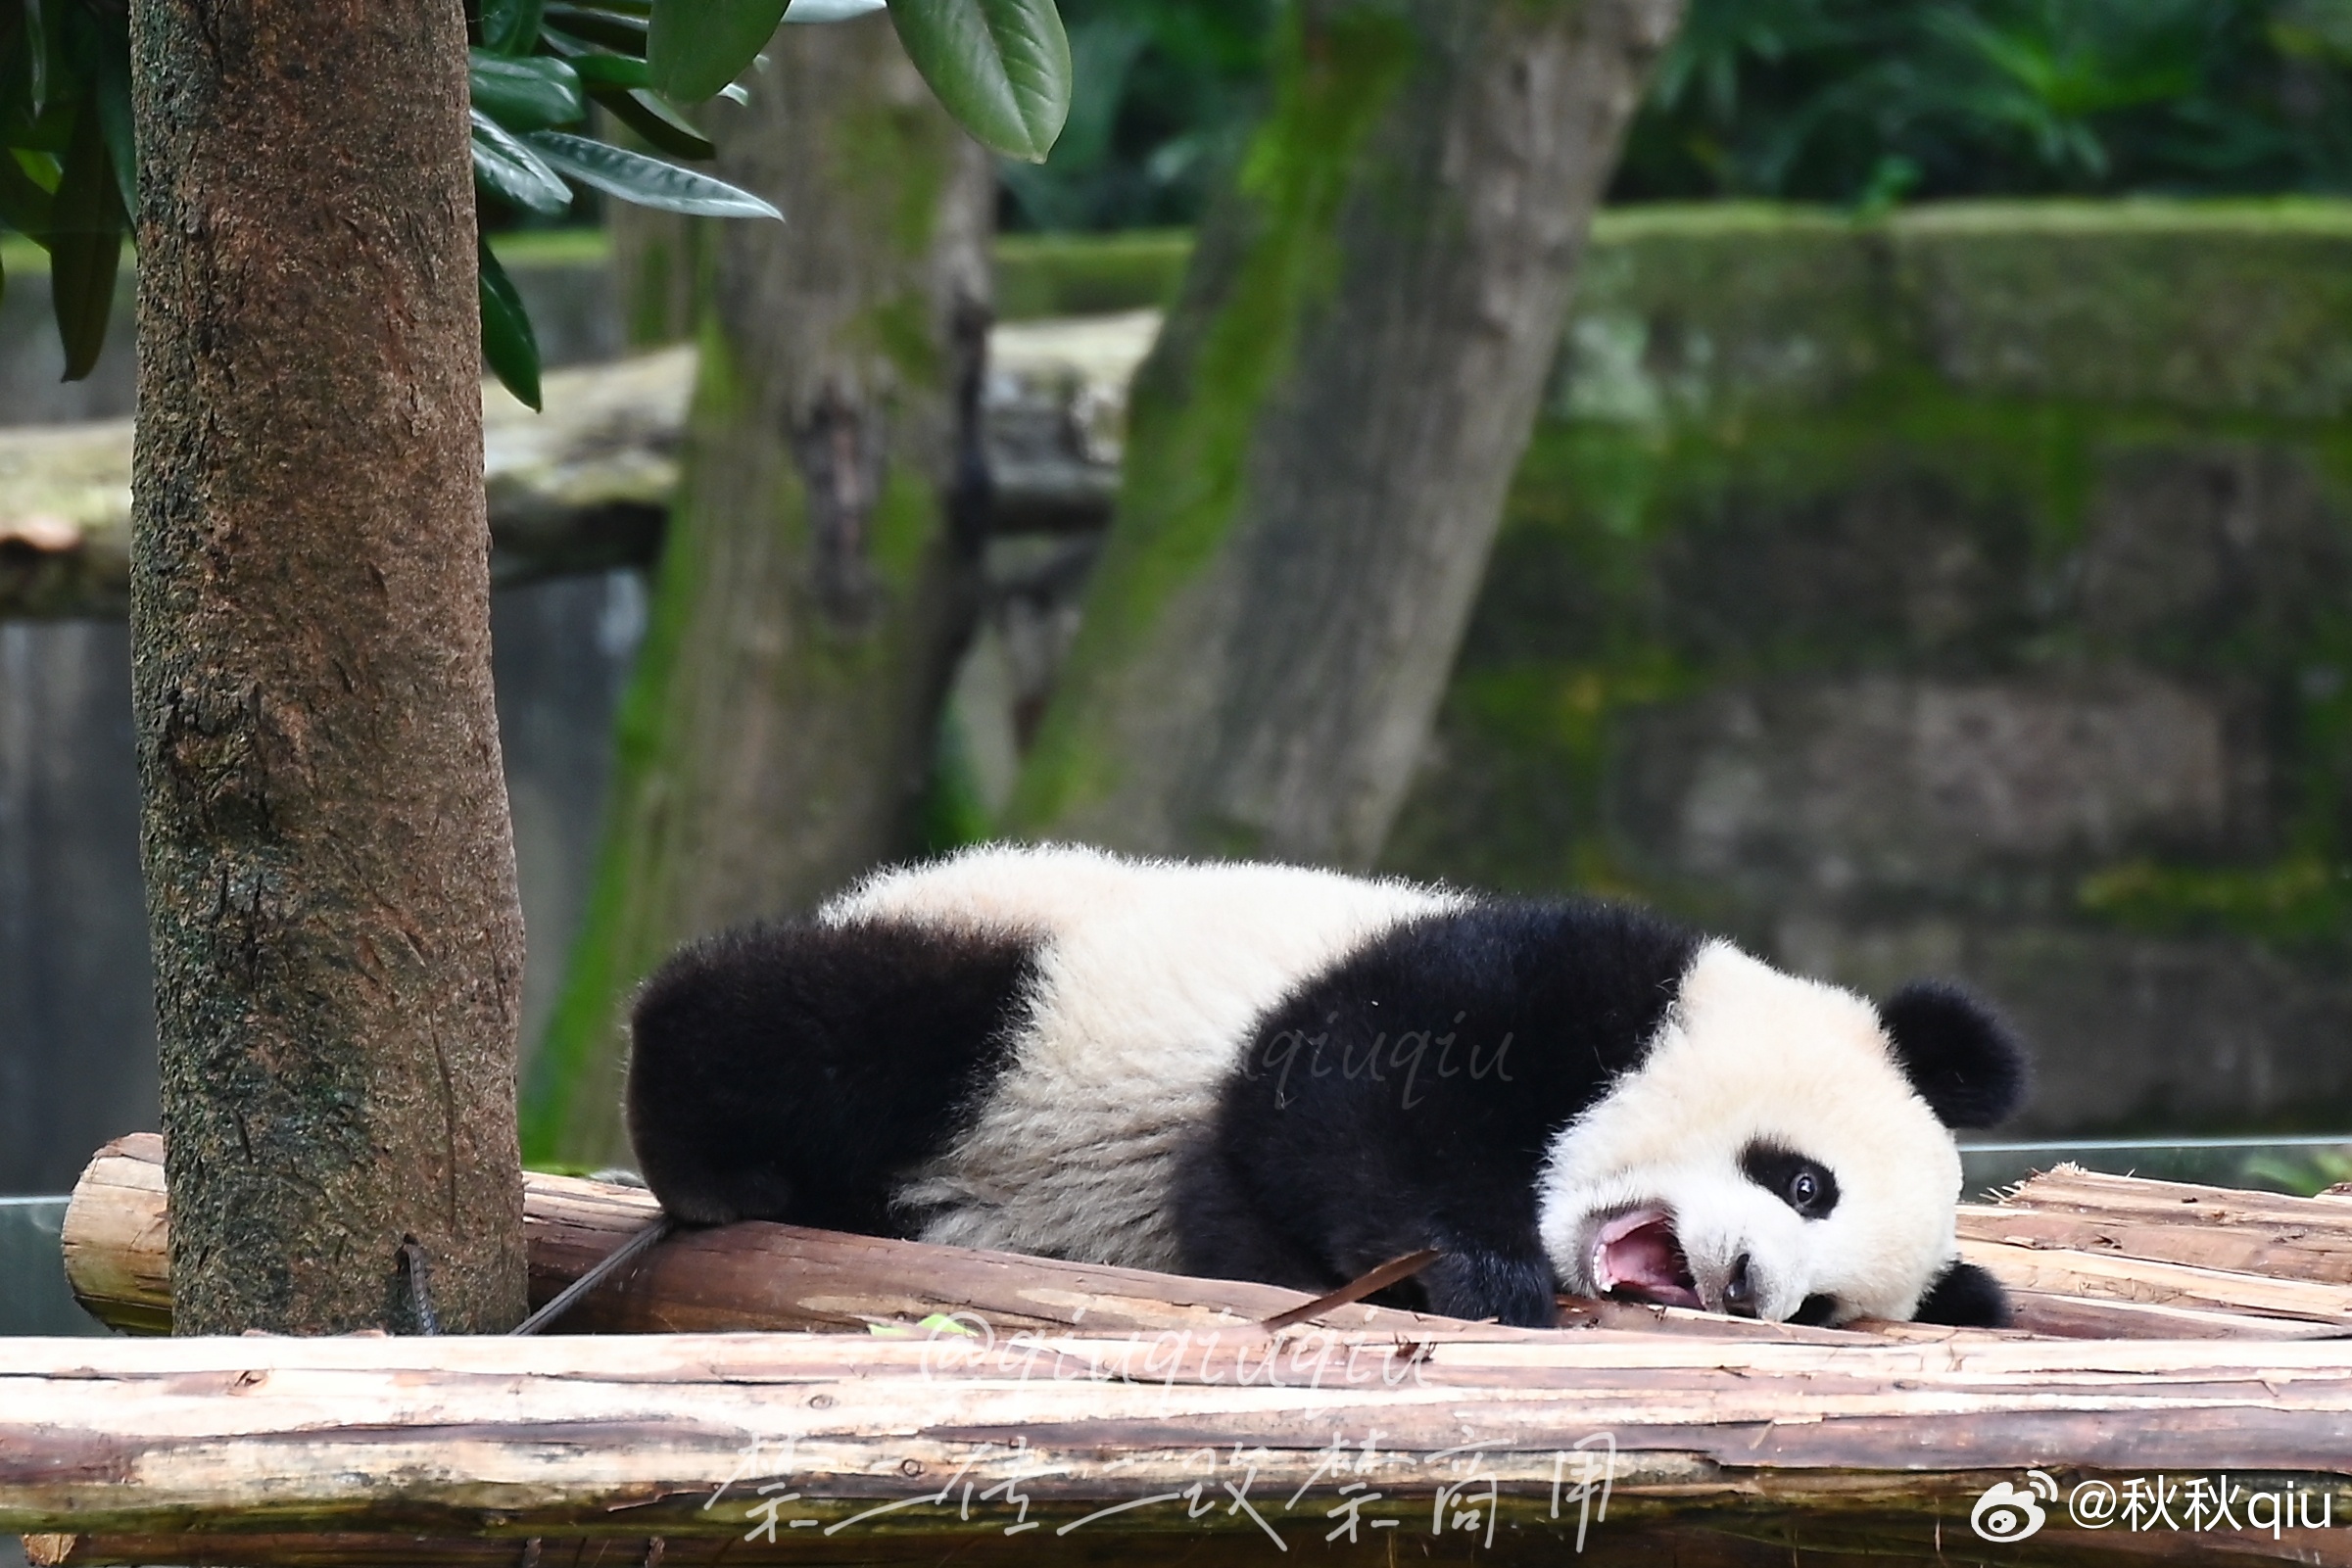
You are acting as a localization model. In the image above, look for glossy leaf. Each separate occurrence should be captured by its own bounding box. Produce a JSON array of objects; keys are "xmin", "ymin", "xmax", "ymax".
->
[
  {"xmin": 888, "ymin": 0, "xmax": 1071, "ymax": 163},
  {"xmin": 51, "ymin": 98, "xmax": 122, "ymax": 382},
  {"xmin": 543, "ymin": 5, "xmax": 650, "ymax": 55},
  {"xmin": 24, "ymin": 0, "xmax": 46, "ymax": 119},
  {"xmin": 569, "ymin": 52, "xmax": 652, "ymax": 90},
  {"xmin": 471, "ymin": 109, "xmax": 573, "ymax": 214},
  {"xmin": 480, "ymin": 0, "xmax": 547, "ymax": 56},
  {"xmin": 524, "ymin": 130, "xmax": 781, "ymax": 217},
  {"xmin": 478, "ymin": 239, "xmax": 543, "ymax": 410},
  {"xmin": 648, "ymin": 0, "xmax": 788, "ymax": 102},
  {"xmin": 469, "ymin": 50, "xmax": 586, "ymax": 131},
  {"xmin": 92, "ymin": 42, "xmax": 135, "ymax": 217},
  {"xmin": 0, "ymin": 150, "xmax": 54, "ymax": 242},
  {"xmin": 784, "ymin": 0, "xmax": 886, "ymax": 19},
  {"xmin": 585, "ymin": 82, "xmax": 715, "ymax": 159}
]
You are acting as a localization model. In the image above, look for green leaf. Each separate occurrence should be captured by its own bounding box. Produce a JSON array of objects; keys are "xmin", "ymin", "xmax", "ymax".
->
[
  {"xmin": 480, "ymin": 0, "xmax": 547, "ymax": 55},
  {"xmin": 51, "ymin": 97, "xmax": 122, "ymax": 381},
  {"xmin": 92, "ymin": 43, "xmax": 136, "ymax": 218},
  {"xmin": 24, "ymin": 0, "xmax": 47, "ymax": 119},
  {"xmin": 470, "ymin": 50, "xmax": 586, "ymax": 131},
  {"xmin": 478, "ymin": 239, "xmax": 543, "ymax": 410},
  {"xmin": 523, "ymin": 130, "xmax": 780, "ymax": 217},
  {"xmin": 584, "ymin": 82, "xmax": 715, "ymax": 159},
  {"xmin": 570, "ymin": 52, "xmax": 652, "ymax": 90},
  {"xmin": 887, "ymin": 0, "xmax": 1070, "ymax": 163},
  {"xmin": 471, "ymin": 109, "xmax": 573, "ymax": 214},
  {"xmin": 648, "ymin": 0, "xmax": 788, "ymax": 102},
  {"xmin": 543, "ymin": 5, "xmax": 649, "ymax": 55},
  {"xmin": 0, "ymin": 150, "xmax": 55, "ymax": 242},
  {"xmin": 784, "ymin": 0, "xmax": 885, "ymax": 19}
]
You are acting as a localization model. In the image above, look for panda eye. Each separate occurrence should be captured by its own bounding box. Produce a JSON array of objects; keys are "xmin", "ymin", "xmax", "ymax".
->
[{"xmin": 1739, "ymin": 1141, "xmax": 1841, "ymax": 1219}]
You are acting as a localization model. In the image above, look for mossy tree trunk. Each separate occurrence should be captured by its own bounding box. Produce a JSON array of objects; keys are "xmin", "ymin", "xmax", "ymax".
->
[
  {"xmin": 130, "ymin": 0, "xmax": 527, "ymax": 1332},
  {"xmin": 526, "ymin": 15, "xmax": 993, "ymax": 1166},
  {"xmin": 1006, "ymin": 0, "xmax": 1682, "ymax": 867}
]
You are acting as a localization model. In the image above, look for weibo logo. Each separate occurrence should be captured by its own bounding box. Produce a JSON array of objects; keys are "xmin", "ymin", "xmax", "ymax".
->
[{"xmin": 1971, "ymin": 1470, "xmax": 2059, "ymax": 1542}]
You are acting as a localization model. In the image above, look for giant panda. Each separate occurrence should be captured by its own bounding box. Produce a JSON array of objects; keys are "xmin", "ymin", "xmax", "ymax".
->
[{"xmin": 624, "ymin": 842, "xmax": 2028, "ymax": 1329}]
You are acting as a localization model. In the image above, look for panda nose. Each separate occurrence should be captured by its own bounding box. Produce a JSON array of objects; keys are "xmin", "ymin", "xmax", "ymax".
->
[{"xmin": 1723, "ymin": 1253, "xmax": 1758, "ymax": 1318}]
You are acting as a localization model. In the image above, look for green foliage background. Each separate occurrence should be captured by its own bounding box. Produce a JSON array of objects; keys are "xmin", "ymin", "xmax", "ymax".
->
[{"xmin": 1002, "ymin": 0, "xmax": 2352, "ymax": 231}]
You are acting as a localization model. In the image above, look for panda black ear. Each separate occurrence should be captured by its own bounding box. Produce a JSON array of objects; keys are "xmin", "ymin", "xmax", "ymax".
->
[
  {"xmin": 1912, "ymin": 1259, "xmax": 2011, "ymax": 1328},
  {"xmin": 1879, "ymin": 979, "xmax": 2030, "ymax": 1130}
]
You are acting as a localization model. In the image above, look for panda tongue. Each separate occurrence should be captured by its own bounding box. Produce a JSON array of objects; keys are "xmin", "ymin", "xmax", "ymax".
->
[{"xmin": 1594, "ymin": 1209, "xmax": 1703, "ymax": 1308}]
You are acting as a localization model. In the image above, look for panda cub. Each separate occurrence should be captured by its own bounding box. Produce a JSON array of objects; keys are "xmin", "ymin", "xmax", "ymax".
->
[{"xmin": 626, "ymin": 843, "xmax": 2028, "ymax": 1329}]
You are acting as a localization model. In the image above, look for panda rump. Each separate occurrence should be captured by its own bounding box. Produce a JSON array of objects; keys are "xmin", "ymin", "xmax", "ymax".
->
[{"xmin": 623, "ymin": 844, "xmax": 2027, "ymax": 1329}]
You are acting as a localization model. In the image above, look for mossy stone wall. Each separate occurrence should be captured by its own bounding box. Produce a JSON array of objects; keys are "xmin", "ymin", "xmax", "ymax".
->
[{"xmin": 1384, "ymin": 200, "xmax": 2352, "ymax": 1136}]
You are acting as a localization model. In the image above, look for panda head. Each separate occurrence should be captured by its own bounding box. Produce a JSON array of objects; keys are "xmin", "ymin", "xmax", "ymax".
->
[{"xmin": 1534, "ymin": 942, "xmax": 2028, "ymax": 1328}]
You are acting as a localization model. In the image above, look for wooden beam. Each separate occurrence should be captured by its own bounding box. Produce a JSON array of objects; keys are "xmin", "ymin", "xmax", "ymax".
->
[
  {"xmin": 0, "ymin": 313, "xmax": 1151, "ymax": 618},
  {"xmin": 67, "ymin": 1135, "xmax": 2350, "ymax": 1345},
  {"xmin": 4, "ymin": 1331, "xmax": 2352, "ymax": 1556},
  {"xmin": 67, "ymin": 1133, "xmax": 1911, "ymax": 1344}
]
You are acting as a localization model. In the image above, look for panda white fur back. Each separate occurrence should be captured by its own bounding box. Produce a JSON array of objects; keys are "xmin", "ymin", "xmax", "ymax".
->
[
  {"xmin": 830, "ymin": 844, "xmax": 1461, "ymax": 1268},
  {"xmin": 625, "ymin": 842, "xmax": 2028, "ymax": 1329}
]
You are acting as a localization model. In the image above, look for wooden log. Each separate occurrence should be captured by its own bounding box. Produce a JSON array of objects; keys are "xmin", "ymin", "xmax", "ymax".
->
[
  {"xmin": 0, "ymin": 314, "xmax": 1151, "ymax": 618},
  {"xmin": 2002, "ymin": 1288, "xmax": 2352, "ymax": 1342},
  {"xmin": 1944, "ymin": 1164, "xmax": 2352, "ymax": 1331},
  {"xmin": 44, "ymin": 1518, "xmax": 2348, "ymax": 1568},
  {"xmin": 6, "ymin": 1332, "xmax": 2352, "ymax": 1549},
  {"xmin": 1959, "ymin": 1201, "xmax": 2352, "ymax": 1286},
  {"xmin": 1960, "ymin": 1236, "xmax": 2352, "ymax": 1326},
  {"xmin": 1999, "ymin": 1164, "xmax": 2346, "ymax": 1220},
  {"xmin": 69, "ymin": 1133, "xmax": 1879, "ymax": 1345}
]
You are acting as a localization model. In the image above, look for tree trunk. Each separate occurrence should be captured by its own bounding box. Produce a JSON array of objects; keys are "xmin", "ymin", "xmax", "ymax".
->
[
  {"xmin": 524, "ymin": 15, "xmax": 994, "ymax": 1166},
  {"xmin": 1007, "ymin": 0, "xmax": 1682, "ymax": 866},
  {"xmin": 129, "ymin": 0, "xmax": 526, "ymax": 1332}
]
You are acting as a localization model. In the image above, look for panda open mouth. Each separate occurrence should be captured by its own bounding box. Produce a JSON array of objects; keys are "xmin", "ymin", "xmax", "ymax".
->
[{"xmin": 1591, "ymin": 1207, "xmax": 1702, "ymax": 1308}]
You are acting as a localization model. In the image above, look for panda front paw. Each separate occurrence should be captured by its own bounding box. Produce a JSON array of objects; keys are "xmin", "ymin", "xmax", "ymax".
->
[{"xmin": 1416, "ymin": 1248, "xmax": 1559, "ymax": 1328}]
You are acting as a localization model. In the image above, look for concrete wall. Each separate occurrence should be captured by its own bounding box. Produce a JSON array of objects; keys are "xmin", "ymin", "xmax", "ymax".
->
[
  {"xmin": 1383, "ymin": 202, "xmax": 2352, "ymax": 1136},
  {"xmin": 0, "ymin": 574, "xmax": 641, "ymax": 1194}
]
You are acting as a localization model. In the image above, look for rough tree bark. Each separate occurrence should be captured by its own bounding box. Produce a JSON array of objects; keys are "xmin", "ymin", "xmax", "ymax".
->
[
  {"xmin": 130, "ymin": 0, "xmax": 527, "ymax": 1332},
  {"xmin": 524, "ymin": 14, "xmax": 994, "ymax": 1166},
  {"xmin": 1006, "ymin": 0, "xmax": 1683, "ymax": 867}
]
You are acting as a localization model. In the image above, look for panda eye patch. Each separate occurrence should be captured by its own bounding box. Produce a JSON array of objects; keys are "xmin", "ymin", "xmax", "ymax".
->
[{"xmin": 1740, "ymin": 1141, "xmax": 1840, "ymax": 1219}]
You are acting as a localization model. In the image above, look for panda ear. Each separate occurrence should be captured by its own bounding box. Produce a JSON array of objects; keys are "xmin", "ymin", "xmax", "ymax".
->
[
  {"xmin": 1878, "ymin": 979, "xmax": 2030, "ymax": 1130},
  {"xmin": 1912, "ymin": 1259, "xmax": 2012, "ymax": 1328}
]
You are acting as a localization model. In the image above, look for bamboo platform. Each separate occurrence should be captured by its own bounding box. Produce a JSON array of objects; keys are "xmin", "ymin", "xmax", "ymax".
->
[{"xmin": 8, "ymin": 1133, "xmax": 2352, "ymax": 1567}]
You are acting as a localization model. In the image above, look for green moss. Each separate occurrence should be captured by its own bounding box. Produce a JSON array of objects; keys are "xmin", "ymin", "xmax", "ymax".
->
[
  {"xmin": 918, "ymin": 706, "xmax": 996, "ymax": 856},
  {"xmin": 485, "ymin": 226, "xmax": 611, "ymax": 267},
  {"xmin": 521, "ymin": 322, "xmax": 743, "ymax": 1162},
  {"xmin": 1399, "ymin": 274, "xmax": 2352, "ymax": 955},
  {"xmin": 861, "ymin": 292, "xmax": 942, "ymax": 390},
  {"xmin": 993, "ymin": 229, "xmax": 1193, "ymax": 320},
  {"xmin": 2077, "ymin": 856, "xmax": 2352, "ymax": 947},
  {"xmin": 865, "ymin": 462, "xmax": 936, "ymax": 595},
  {"xmin": 1007, "ymin": 6, "xmax": 1417, "ymax": 830},
  {"xmin": 836, "ymin": 100, "xmax": 950, "ymax": 261}
]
